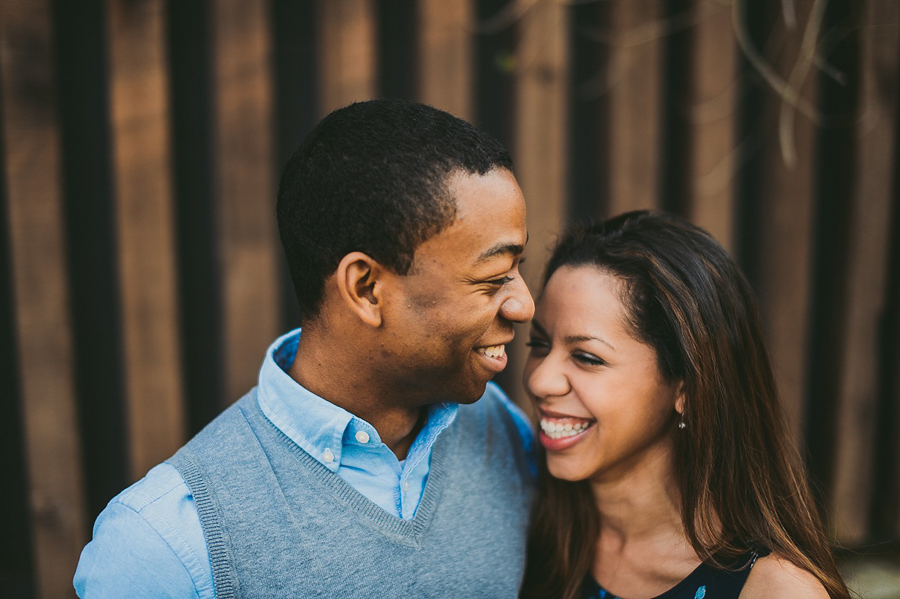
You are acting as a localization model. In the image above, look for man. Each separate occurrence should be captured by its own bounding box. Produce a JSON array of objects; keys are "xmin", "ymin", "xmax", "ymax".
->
[{"xmin": 75, "ymin": 100, "xmax": 536, "ymax": 597}]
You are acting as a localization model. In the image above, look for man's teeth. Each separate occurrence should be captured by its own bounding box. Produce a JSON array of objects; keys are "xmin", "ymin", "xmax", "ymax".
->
[
  {"xmin": 540, "ymin": 419, "xmax": 593, "ymax": 439},
  {"xmin": 480, "ymin": 345, "xmax": 505, "ymax": 359}
]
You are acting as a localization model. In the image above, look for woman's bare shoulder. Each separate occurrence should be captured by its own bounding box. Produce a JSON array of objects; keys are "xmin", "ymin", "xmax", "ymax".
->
[{"xmin": 739, "ymin": 554, "xmax": 830, "ymax": 599}]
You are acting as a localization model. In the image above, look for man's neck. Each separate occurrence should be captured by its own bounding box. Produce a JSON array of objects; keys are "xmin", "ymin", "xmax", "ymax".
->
[{"xmin": 290, "ymin": 328, "xmax": 423, "ymax": 460}]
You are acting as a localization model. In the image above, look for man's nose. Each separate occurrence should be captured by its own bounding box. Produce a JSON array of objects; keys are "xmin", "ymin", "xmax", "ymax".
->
[{"xmin": 501, "ymin": 276, "xmax": 535, "ymax": 323}]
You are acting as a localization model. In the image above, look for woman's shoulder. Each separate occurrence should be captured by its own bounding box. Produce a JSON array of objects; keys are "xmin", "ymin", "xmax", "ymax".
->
[{"xmin": 739, "ymin": 554, "xmax": 829, "ymax": 599}]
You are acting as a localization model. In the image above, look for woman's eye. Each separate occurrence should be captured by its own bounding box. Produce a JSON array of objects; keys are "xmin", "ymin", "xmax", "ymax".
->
[
  {"xmin": 525, "ymin": 339, "xmax": 550, "ymax": 355},
  {"xmin": 573, "ymin": 352, "xmax": 604, "ymax": 366}
]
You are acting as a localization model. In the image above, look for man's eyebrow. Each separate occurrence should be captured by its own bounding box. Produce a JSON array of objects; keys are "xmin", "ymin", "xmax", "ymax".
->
[
  {"xmin": 476, "ymin": 233, "xmax": 529, "ymax": 263},
  {"xmin": 530, "ymin": 320, "xmax": 615, "ymax": 351}
]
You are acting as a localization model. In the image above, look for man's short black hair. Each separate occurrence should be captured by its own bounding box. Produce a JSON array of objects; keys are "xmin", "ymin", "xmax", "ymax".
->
[{"xmin": 276, "ymin": 99, "xmax": 514, "ymax": 322}]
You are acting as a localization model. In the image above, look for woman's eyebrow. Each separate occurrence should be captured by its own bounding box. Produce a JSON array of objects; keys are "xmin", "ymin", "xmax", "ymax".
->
[
  {"xmin": 565, "ymin": 333, "xmax": 615, "ymax": 351},
  {"xmin": 531, "ymin": 320, "xmax": 615, "ymax": 351},
  {"xmin": 530, "ymin": 320, "xmax": 548, "ymax": 337}
]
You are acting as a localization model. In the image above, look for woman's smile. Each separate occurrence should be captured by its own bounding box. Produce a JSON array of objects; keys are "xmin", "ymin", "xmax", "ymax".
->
[{"xmin": 537, "ymin": 408, "xmax": 596, "ymax": 451}]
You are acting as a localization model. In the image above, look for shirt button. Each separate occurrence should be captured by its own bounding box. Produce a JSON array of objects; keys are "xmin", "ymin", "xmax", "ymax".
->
[
  {"xmin": 403, "ymin": 481, "xmax": 409, "ymax": 492},
  {"xmin": 355, "ymin": 431, "xmax": 370, "ymax": 444},
  {"xmin": 323, "ymin": 448, "xmax": 334, "ymax": 463}
]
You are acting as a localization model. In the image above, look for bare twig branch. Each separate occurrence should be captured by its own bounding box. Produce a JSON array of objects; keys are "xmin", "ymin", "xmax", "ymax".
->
[
  {"xmin": 698, "ymin": 127, "xmax": 763, "ymax": 197},
  {"xmin": 779, "ymin": 0, "xmax": 828, "ymax": 166},
  {"xmin": 581, "ymin": 2, "xmax": 710, "ymax": 47},
  {"xmin": 732, "ymin": 0, "xmax": 821, "ymax": 121},
  {"xmin": 473, "ymin": 0, "xmax": 545, "ymax": 35},
  {"xmin": 782, "ymin": 0, "xmax": 798, "ymax": 30},
  {"xmin": 811, "ymin": 52, "xmax": 848, "ymax": 85}
]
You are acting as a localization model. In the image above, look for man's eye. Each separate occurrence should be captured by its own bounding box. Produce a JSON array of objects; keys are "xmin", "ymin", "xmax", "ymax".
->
[
  {"xmin": 573, "ymin": 352, "xmax": 604, "ymax": 366},
  {"xmin": 487, "ymin": 276, "xmax": 514, "ymax": 286}
]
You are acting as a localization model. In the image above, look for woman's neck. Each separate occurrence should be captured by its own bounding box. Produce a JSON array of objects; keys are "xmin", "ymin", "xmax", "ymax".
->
[
  {"xmin": 592, "ymin": 474, "xmax": 681, "ymax": 542},
  {"xmin": 589, "ymin": 444, "xmax": 700, "ymax": 597},
  {"xmin": 589, "ymin": 437, "xmax": 682, "ymax": 539}
]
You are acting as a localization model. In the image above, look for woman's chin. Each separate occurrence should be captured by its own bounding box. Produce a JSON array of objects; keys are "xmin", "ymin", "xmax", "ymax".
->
[{"xmin": 546, "ymin": 459, "xmax": 592, "ymax": 482}]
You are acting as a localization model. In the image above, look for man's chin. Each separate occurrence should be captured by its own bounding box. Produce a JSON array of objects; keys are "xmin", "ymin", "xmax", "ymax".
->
[
  {"xmin": 422, "ymin": 368, "xmax": 493, "ymax": 405},
  {"xmin": 455, "ymin": 378, "xmax": 491, "ymax": 404}
]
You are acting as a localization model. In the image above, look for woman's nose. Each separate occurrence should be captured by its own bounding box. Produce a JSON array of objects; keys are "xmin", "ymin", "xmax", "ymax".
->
[{"xmin": 524, "ymin": 352, "xmax": 570, "ymax": 399}]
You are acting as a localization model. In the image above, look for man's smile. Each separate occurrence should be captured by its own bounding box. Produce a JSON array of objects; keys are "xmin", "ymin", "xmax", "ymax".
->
[
  {"xmin": 477, "ymin": 344, "xmax": 506, "ymax": 359},
  {"xmin": 474, "ymin": 342, "xmax": 511, "ymax": 373}
]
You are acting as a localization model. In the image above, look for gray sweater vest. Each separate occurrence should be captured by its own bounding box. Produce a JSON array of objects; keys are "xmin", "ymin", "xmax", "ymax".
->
[{"xmin": 168, "ymin": 389, "xmax": 535, "ymax": 598}]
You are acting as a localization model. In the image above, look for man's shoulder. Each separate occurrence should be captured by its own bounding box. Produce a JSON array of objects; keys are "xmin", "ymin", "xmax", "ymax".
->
[
  {"xmin": 463, "ymin": 381, "xmax": 531, "ymax": 423},
  {"xmin": 75, "ymin": 463, "xmax": 213, "ymax": 598},
  {"xmin": 458, "ymin": 382, "xmax": 535, "ymax": 458},
  {"xmin": 173, "ymin": 390, "xmax": 260, "ymax": 462},
  {"xmin": 112, "ymin": 462, "xmax": 192, "ymax": 515}
]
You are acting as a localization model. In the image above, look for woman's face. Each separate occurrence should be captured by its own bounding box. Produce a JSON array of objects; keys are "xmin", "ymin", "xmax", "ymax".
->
[{"xmin": 523, "ymin": 265, "xmax": 683, "ymax": 483}]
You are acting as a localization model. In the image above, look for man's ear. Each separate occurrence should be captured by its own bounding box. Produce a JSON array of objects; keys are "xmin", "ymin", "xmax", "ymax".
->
[{"xmin": 335, "ymin": 252, "xmax": 384, "ymax": 327}]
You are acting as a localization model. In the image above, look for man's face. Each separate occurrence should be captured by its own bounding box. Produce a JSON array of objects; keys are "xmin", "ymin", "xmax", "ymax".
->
[{"xmin": 379, "ymin": 168, "xmax": 534, "ymax": 405}]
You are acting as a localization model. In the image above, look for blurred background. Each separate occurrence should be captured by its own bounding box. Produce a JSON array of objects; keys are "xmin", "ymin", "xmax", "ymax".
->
[{"xmin": 0, "ymin": 0, "xmax": 898, "ymax": 597}]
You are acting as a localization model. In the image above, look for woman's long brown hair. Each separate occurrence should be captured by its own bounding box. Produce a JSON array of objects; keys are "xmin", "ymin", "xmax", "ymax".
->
[{"xmin": 520, "ymin": 211, "xmax": 849, "ymax": 599}]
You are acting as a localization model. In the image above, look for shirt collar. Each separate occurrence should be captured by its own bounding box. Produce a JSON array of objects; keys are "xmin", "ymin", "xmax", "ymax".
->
[{"xmin": 256, "ymin": 328, "xmax": 457, "ymax": 472}]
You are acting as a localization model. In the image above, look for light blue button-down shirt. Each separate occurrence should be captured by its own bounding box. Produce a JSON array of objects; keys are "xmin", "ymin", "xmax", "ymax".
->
[{"xmin": 74, "ymin": 329, "xmax": 533, "ymax": 598}]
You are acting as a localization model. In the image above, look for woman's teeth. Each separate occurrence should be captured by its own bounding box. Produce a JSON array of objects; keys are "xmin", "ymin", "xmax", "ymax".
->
[
  {"xmin": 479, "ymin": 345, "xmax": 505, "ymax": 359},
  {"xmin": 540, "ymin": 419, "xmax": 593, "ymax": 439}
]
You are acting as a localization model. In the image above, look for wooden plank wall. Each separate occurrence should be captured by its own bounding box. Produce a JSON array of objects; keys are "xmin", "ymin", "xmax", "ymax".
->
[
  {"xmin": 0, "ymin": 2, "xmax": 87, "ymax": 596},
  {"xmin": 107, "ymin": 0, "xmax": 185, "ymax": 483},
  {"xmin": 0, "ymin": 0, "xmax": 898, "ymax": 595},
  {"xmin": 830, "ymin": 0, "xmax": 900, "ymax": 544}
]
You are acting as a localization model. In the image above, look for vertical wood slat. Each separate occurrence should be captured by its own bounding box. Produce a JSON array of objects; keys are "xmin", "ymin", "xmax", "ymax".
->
[
  {"xmin": 748, "ymin": 2, "xmax": 819, "ymax": 447},
  {"xmin": 270, "ymin": 0, "xmax": 318, "ymax": 331},
  {"xmin": 417, "ymin": 0, "xmax": 473, "ymax": 121},
  {"xmin": 54, "ymin": 0, "xmax": 130, "ymax": 521},
  {"xmin": 375, "ymin": 0, "xmax": 417, "ymax": 101},
  {"xmin": 829, "ymin": 1, "xmax": 900, "ymax": 543},
  {"xmin": 318, "ymin": 0, "xmax": 376, "ymax": 116},
  {"xmin": 687, "ymin": 0, "xmax": 737, "ymax": 252},
  {"xmin": 212, "ymin": 0, "xmax": 281, "ymax": 401},
  {"xmin": 891, "ymin": 207, "xmax": 900, "ymax": 537},
  {"xmin": 800, "ymin": 0, "xmax": 858, "ymax": 508},
  {"xmin": 891, "ymin": 232, "xmax": 900, "ymax": 536},
  {"xmin": 473, "ymin": 0, "xmax": 518, "ymax": 152},
  {"xmin": 166, "ymin": 0, "xmax": 226, "ymax": 434},
  {"xmin": 870, "ymin": 216, "xmax": 900, "ymax": 538},
  {"xmin": 0, "ymin": 0, "xmax": 87, "ymax": 595},
  {"xmin": 510, "ymin": 0, "xmax": 569, "ymax": 407},
  {"xmin": 567, "ymin": 1, "xmax": 611, "ymax": 224},
  {"xmin": 607, "ymin": 0, "xmax": 665, "ymax": 215},
  {"xmin": 107, "ymin": 0, "xmax": 186, "ymax": 480}
]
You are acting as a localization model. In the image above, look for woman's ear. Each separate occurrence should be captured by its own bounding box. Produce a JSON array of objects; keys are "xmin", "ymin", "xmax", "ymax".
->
[
  {"xmin": 335, "ymin": 252, "xmax": 383, "ymax": 327},
  {"xmin": 674, "ymin": 382, "xmax": 686, "ymax": 415}
]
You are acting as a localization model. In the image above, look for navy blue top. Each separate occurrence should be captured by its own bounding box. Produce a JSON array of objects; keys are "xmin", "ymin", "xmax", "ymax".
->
[{"xmin": 583, "ymin": 550, "xmax": 764, "ymax": 599}]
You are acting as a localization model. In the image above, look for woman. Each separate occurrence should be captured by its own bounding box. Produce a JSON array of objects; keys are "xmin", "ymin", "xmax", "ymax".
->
[{"xmin": 521, "ymin": 211, "xmax": 849, "ymax": 599}]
